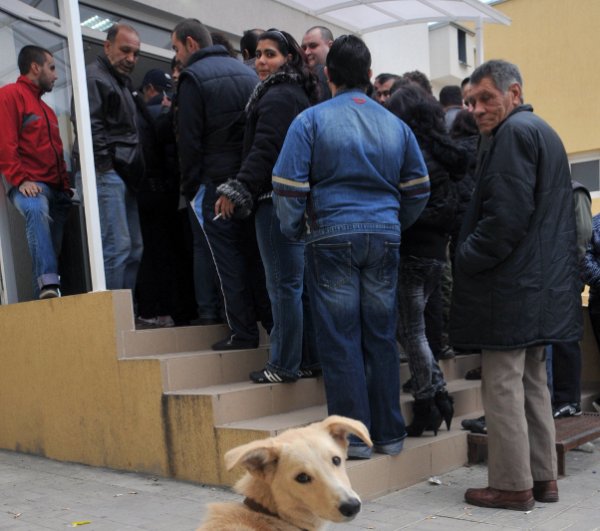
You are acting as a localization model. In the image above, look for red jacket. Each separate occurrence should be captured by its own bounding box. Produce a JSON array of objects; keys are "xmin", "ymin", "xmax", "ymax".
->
[{"xmin": 0, "ymin": 75, "xmax": 69, "ymax": 192}]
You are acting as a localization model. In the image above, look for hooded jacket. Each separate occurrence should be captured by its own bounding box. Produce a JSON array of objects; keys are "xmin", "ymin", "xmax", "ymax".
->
[
  {"xmin": 0, "ymin": 75, "xmax": 70, "ymax": 192},
  {"xmin": 450, "ymin": 105, "xmax": 582, "ymax": 350}
]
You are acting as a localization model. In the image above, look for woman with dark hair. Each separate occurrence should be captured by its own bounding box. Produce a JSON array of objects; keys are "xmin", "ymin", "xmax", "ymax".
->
[
  {"xmin": 388, "ymin": 84, "xmax": 468, "ymax": 436},
  {"xmin": 215, "ymin": 29, "xmax": 319, "ymax": 383}
]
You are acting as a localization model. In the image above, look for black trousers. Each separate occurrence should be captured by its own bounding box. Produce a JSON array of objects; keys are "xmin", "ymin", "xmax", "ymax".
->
[{"xmin": 199, "ymin": 183, "xmax": 272, "ymax": 342}]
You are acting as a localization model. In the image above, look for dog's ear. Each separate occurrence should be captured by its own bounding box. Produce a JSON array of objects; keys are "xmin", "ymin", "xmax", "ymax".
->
[
  {"xmin": 320, "ymin": 415, "xmax": 373, "ymax": 449},
  {"xmin": 225, "ymin": 439, "xmax": 281, "ymax": 476}
]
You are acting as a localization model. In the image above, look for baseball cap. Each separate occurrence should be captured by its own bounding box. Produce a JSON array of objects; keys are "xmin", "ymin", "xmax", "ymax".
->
[{"xmin": 140, "ymin": 69, "xmax": 172, "ymax": 91}]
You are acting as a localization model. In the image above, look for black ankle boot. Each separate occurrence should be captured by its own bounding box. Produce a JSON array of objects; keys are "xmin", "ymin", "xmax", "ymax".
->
[
  {"xmin": 406, "ymin": 398, "xmax": 442, "ymax": 437},
  {"xmin": 434, "ymin": 390, "xmax": 454, "ymax": 430}
]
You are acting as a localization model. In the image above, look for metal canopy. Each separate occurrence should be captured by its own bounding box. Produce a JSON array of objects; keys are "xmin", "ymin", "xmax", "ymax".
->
[{"xmin": 272, "ymin": 0, "xmax": 510, "ymax": 34}]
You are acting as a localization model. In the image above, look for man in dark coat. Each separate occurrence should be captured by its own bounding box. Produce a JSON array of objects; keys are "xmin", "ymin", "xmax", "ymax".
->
[
  {"xmin": 450, "ymin": 60, "xmax": 582, "ymax": 510},
  {"xmin": 172, "ymin": 18, "xmax": 271, "ymax": 350}
]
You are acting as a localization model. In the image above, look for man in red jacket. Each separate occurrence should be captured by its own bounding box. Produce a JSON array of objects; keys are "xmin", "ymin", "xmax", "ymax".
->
[{"xmin": 0, "ymin": 45, "xmax": 72, "ymax": 299}]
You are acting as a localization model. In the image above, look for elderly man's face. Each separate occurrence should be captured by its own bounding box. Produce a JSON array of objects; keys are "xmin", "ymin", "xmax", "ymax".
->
[
  {"xmin": 104, "ymin": 28, "xmax": 140, "ymax": 76},
  {"xmin": 301, "ymin": 29, "xmax": 331, "ymax": 68},
  {"xmin": 467, "ymin": 76, "xmax": 521, "ymax": 135}
]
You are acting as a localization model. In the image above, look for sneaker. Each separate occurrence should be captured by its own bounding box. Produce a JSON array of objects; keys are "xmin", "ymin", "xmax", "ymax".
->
[
  {"xmin": 250, "ymin": 368, "xmax": 297, "ymax": 384},
  {"xmin": 212, "ymin": 336, "xmax": 258, "ymax": 351},
  {"xmin": 298, "ymin": 368, "xmax": 322, "ymax": 378},
  {"xmin": 553, "ymin": 402, "xmax": 582, "ymax": 418},
  {"xmin": 39, "ymin": 285, "xmax": 61, "ymax": 299},
  {"xmin": 135, "ymin": 316, "xmax": 160, "ymax": 329},
  {"xmin": 156, "ymin": 315, "xmax": 175, "ymax": 328},
  {"xmin": 593, "ymin": 398, "xmax": 600, "ymax": 413}
]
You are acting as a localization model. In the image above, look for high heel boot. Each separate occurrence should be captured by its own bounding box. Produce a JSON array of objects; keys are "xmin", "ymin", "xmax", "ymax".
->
[
  {"xmin": 434, "ymin": 389, "xmax": 454, "ymax": 430},
  {"xmin": 406, "ymin": 398, "xmax": 442, "ymax": 437}
]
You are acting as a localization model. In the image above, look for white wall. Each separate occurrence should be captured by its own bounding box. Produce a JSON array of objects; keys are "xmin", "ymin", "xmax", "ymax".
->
[{"xmin": 363, "ymin": 24, "xmax": 430, "ymax": 80}]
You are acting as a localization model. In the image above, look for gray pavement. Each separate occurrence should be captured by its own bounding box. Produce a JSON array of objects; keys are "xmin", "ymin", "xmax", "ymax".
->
[{"xmin": 1, "ymin": 441, "xmax": 600, "ymax": 531}]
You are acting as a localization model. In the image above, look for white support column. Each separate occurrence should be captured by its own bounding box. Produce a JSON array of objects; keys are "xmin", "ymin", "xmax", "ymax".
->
[
  {"xmin": 475, "ymin": 16, "xmax": 484, "ymax": 66},
  {"xmin": 62, "ymin": 0, "xmax": 106, "ymax": 291}
]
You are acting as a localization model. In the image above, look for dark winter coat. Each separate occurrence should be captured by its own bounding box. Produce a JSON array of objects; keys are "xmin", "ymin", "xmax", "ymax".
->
[
  {"xmin": 74, "ymin": 56, "xmax": 144, "ymax": 190},
  {"xmin": 449, "ymin": 105, "xmax": 582, "ymax": 350},
  {"xmin": 400, "ymin": 135, "xmax": 468, "ymax": 260},
  {"xmin": 176, "ymin": 45, "xmax": 258, "ymax": 200},
  {"xmin": 217, "ymin": 70, "xmax": 310, "ymax": 217}
]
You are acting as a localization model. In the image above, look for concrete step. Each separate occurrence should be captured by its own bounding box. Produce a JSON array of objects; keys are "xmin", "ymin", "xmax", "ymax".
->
[
  {"xmin": 167, "ymin": 377, "xmax": 327, "ymax": 425},
  {"xmin": 120, "ymin": 323, "xmax": 270, "ymax": 358},
  {"xmin": 132, "ymin": 348, "xmax": 269, "ymax": 391},
  {"xmin": 217, "ymin": 409, "xmax": 482, "ymax": 501}
]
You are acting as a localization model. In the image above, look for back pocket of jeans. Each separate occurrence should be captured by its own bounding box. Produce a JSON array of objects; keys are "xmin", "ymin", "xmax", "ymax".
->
[
  {"xmin": 312, "ymin": 241, "xmax": 352, "ymax": 289},
  {"xmin": 379, "ymin": 241, "xmax": 400, "ymax": 284}
]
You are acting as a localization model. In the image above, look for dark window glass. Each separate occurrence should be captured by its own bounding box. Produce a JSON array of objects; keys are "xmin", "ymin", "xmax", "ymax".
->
[
  {"xmin": 457, "ymin": 29, "xmax": 467, "ymax": 64},
  {"xmin": 571, "ymin": 160, "xmax": 600, "ymax": 192}
]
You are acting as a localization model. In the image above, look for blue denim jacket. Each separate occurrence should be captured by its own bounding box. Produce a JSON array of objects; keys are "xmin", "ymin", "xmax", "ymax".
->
[{"xmin": 272, "ymin": 89, "xmax": 429, "ymax": 242}]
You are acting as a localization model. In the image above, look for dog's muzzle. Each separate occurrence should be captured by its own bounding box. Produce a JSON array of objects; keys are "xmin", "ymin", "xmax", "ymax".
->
[{"xmin": 338, "ymin": 498, "xmax": 361, "ymax": 518}]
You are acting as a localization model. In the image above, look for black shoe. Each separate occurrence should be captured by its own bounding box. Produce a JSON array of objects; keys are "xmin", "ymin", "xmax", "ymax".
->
[
  {"xmin": 461, "ymin": 416, "xmax": 486, "ymax": 434},
  {"xmin": 438, "ymin": 346, "xmax": 456, "ymax": 360},
  {"xmin": 406, "ymin": 398, "xmax": 442, "ymax": 437},
  {"xmin": 250, "ymin": 368, "xmax": 297, "ymax": 384},
  {"xmin": 553, "ymin": 403, "xmax": 582, "ymax": 418},
  {"xmin": 212, "ymin": 336, "xmax": 258, "ymax": 351},
  {"xmin": 434, "ymin": 389, "xmax": 454, "ymax": 430},
  {"xmin": 402, "ymin": 376, "xmax": 414, "ymax": 393},
  {"xmin": 465, "ymin": 366, "xmax": 482, "ymax": 380},
  {"xmin": 298, "ymin": 368, "xmax": 322, "ymax": 378}
]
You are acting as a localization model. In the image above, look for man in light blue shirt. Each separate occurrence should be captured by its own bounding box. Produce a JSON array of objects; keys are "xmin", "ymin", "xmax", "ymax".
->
[{"xmin": 272, "ymin": 35, "xmax": 429, "ymax": 459}]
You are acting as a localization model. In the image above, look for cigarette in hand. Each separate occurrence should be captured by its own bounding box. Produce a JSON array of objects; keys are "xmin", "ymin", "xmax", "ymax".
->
[{"xmin": 213, "ymin": 212, "xmax": 223, "ymax": 221}]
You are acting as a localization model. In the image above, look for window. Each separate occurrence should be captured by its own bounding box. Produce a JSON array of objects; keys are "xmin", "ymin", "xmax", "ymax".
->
[
  {"xmin": 457, "ymin": 28, "xmax": 467, "ymax": 65},
  {"xmin": 21, "ymin": 0, "xmax": 58, "ymax": 18},
  {"xmin": 571, "ymin": 159, "xmax": 600, "ymax": 192},
  {"xmin": 79, "ymin": 3, "xmax": 172, "ymax": 50}
]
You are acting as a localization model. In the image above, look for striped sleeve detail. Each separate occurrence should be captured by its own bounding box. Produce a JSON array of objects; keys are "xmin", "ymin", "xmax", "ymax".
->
[
  {"xmin": 272, "ymin": 175, "xmax": 310, "ymax": 191},
  {"xmin": 399, "ymin": 174, "xmax": 430, "ymax": 197}
]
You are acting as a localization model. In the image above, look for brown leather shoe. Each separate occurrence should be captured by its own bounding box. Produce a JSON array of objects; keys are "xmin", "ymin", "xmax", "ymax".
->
[
  {"xmin": 465, "ymin": 487, "xmax": 535, "ymax": 511},
  {"xmin": 533, "ymin": 480, "xmax": 559, "ymax": 502}
]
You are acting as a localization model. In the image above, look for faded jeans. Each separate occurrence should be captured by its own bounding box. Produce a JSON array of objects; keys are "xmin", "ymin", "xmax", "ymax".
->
[
  {"xmin": 397, "ymin": 255, "xmax": 447, "ymax": 400},
  {"xmin": 9, "ymin": 182, "xmax": 72, "ymax": 298},
  {"xmin": 306, "ymin": 232, "xmax": 406, "ymax": 456}
]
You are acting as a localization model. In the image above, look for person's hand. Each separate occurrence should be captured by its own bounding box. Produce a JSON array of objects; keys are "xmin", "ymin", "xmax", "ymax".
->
[
  {"xmin": 161, "ymin": 94, "xmax": 172, "ymax": 108},
  {"xmin": 19, "ymin": 180, "xmax": 42, "ymax": 197},
  {"xmin": 214, "ymin": 195, "xmax": 235, "ymax": 220}
]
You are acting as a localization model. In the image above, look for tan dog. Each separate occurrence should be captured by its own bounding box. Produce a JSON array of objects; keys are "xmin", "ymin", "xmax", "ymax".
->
[{"xmin": 198, "ymin": 415, "xmax": 372, "ymax": 530}]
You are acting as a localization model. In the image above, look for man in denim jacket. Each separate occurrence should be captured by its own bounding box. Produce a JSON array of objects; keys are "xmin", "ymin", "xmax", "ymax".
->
[{"xmin": 272, "ymin": 35, "xmax": 429, "ymax": 459}]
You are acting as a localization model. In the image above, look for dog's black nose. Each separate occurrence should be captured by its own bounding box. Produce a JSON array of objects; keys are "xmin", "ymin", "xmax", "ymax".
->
[{"xmin": 339, "ymin": 498, "xmax": 361, "ymax": 517}]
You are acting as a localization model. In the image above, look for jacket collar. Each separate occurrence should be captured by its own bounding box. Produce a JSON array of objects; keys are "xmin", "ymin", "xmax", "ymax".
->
[
  {"xmin": 491, "ymin": 103, "xmax": 533, "ymax": 136},
  {"xmin": 245, "ymin": 69, "xmax": 300, "ymax": 114},
  {"xmin": 186, "ymin": 44, "xmax": 229, "ymax": 67},
  {"xmin": 97, "ymin": 55, "xmax": 132, "ymax": 87},
  {"xmin": 17, "ymin": 75, "xmax": 42, "ymax": 99}
]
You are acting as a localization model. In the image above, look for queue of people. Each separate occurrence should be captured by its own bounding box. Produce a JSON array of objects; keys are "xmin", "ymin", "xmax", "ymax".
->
[{"xmin": 0, "ymin": 19, "xmax": 590, "ymax": 513}]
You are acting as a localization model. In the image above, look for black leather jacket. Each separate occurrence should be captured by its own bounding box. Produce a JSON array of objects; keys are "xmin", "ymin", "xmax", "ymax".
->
[{"xmin": 74, "ymin": 56, "xmax": 144, "ymax": 190}]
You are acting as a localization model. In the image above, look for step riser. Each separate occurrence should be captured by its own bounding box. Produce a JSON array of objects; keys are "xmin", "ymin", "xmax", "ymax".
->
[
  {"xmin": 161, "ymin": 350, "xmax": 269, "ymax": 391},
  {"xmin": 212, "ymin": 379, "xmax": 326, "ymax": 425}
]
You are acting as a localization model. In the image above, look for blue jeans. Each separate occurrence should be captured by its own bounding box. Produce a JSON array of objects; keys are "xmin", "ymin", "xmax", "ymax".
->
[
  {"xmin": 255, "ymin": 201, "xmax": 318, "ymax": 378},
  {"xmin": 77, "ymin": 170, "xmax": 143, "ymax": 291},
  {"xmin": 306, "ymin": 232, "xmax": 406, "ymax": 455},
  {"xmin": 9, "ymin": 182, "xmax": 72, "ymax": 298},
  {"xmin": 397, "ymin": 256, "xmax": 447, "ymax": 400}
]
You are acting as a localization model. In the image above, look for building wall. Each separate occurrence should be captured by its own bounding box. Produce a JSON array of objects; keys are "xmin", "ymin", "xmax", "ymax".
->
[{"xmin": 485, "ymin": 0, "xmax": 600, "ymax": 156}]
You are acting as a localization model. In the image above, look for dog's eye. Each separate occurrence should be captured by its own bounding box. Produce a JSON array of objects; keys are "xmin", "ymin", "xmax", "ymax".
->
[
  {"xmin": 295, "ymin": 473, "xmax": 311, "ymax": 484},
  {"xmin": 332, "ymin": 456, "xmax": 341, "ymax": 466}
]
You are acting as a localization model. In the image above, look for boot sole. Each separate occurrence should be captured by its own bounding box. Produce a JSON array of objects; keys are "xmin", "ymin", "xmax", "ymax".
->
[{"xmin": 465, "ymin": 496, "xmax": 535, "ymax": 511}]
